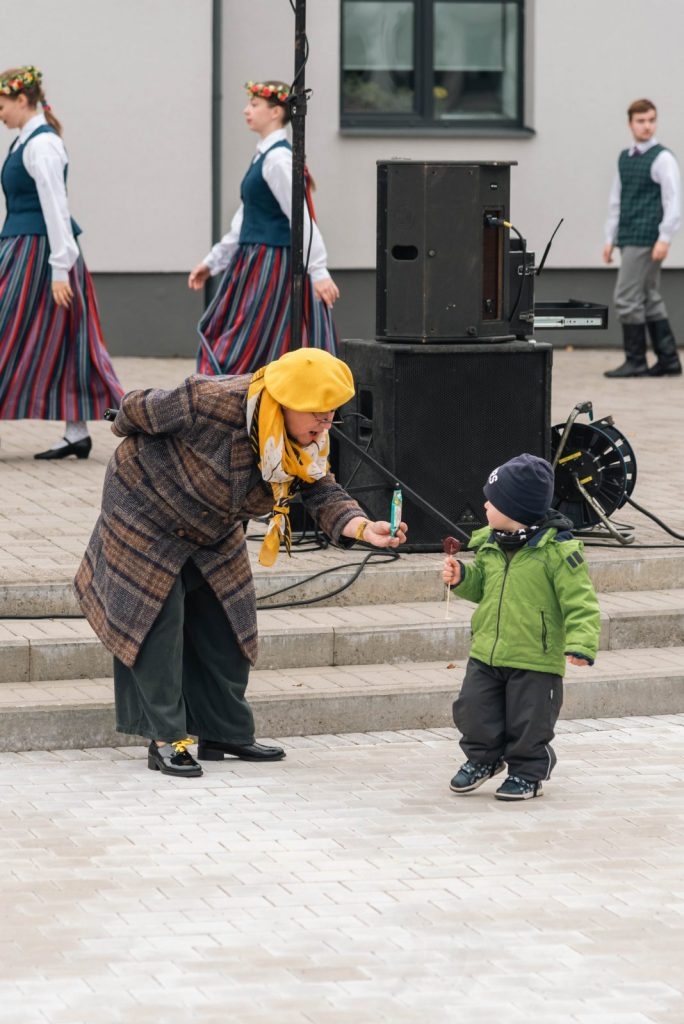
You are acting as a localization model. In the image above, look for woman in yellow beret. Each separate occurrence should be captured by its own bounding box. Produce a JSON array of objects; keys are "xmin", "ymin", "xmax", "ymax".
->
[{"xmin": 75, "ymin": 349, "xmax": 407, "ymax": 778}]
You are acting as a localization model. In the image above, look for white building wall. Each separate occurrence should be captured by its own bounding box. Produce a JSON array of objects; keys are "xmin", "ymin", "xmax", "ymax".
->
[
  {"xmin": 221, "ymin": 0, "xmax": 684, "ymax": 271},
  {"xmin": 1, "ymin": 0, "xmax": 212, "ymax": 271},
  {"xmin": 3, "ymin": 0, "xmax": 683, "ymax": 275}
]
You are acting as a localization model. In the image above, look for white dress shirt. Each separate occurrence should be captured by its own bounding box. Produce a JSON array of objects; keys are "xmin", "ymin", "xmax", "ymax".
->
[
  {"xmin": 203, "ymin": 128, "xmax": 331, "ymax": 282},
  {"xmin": 10, "ymin": 112, "xmax": 79, "ymax": 281},
  {"xmin": 604, "ymin": 137, "xmax": 681, "ymax": 246}
]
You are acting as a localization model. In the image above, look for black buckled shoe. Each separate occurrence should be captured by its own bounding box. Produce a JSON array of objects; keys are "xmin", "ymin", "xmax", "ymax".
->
[
  {"xmin": 197, "ymin": 739, "xmax": 286, "ymax": 762},
  {"xmin": 34, "ymin": 436, "xmax": 92, "ymax": 460},
  {"xmin": 147, "ymin": 739, "xmax": 203, "ymax": 777}
]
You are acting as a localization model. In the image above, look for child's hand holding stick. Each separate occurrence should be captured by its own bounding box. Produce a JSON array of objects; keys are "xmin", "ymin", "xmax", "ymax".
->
[{"xmin": 442, "ymin": 536, "xmax": 461, "ymax": 620}]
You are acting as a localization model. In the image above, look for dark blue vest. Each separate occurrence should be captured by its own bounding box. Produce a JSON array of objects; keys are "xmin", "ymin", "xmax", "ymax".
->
[
  {"xmin": 0, "ymin": 123, "xmax": 81, "ymax": 239},
  {"xmin": 239, "ymin": 139, "xmax": 291, "ymax": 247}
]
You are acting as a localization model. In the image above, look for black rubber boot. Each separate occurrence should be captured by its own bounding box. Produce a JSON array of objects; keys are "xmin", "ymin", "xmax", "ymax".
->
[
  {"xmin": 604, "ymin": 323, "xmax": 648, "ymax": 378},
  {"xmin": 646, "ymin": 319, "xmax": 682, "ymax": 376}
]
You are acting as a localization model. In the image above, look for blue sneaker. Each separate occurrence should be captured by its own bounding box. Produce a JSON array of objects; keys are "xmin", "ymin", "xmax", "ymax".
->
[
  {"xmin": 450, "ymin": 758, "xmax": 505, "ymax": 794},
  {"xmin": 495, "ymin": 775, "xmax": 543, "ymax": 801}
]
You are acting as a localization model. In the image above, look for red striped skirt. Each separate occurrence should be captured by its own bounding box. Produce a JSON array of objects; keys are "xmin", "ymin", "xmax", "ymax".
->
[
  {"xmin": 0, "ymin": 235, "xmax": 124, "ymax": 420},
  {"xmin": 197, "ymin": 243, "xmax": 338, "ymax": 375}
]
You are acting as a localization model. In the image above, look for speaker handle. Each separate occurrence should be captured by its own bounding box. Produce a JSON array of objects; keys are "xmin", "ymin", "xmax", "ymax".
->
[{"xmin": 331, "ymin": 424, "xmax": 470, "ymax": 544}]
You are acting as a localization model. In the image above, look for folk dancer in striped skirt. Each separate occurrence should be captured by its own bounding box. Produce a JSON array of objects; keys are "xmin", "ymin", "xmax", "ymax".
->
[
  {"xmin": 0, "ymin": 66, "xmax": 123, "ymax": 458},
  {"xmin": 188, "ymin": 79, "xmax": 339, "ymax": 376}
]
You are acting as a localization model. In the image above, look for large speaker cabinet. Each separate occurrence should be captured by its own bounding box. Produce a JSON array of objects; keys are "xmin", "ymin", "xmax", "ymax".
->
[
  {"xmin": 337, "ymin": 338, "xmax": 553, "ymax": 551},
  {"xmin": 376, "ymin": 160, "xmax": 515, "ymax": 343}
]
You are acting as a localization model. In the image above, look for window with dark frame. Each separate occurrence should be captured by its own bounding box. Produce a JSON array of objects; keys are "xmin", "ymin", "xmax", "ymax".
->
[{"xmin": 341, "ymin": 0, "xmax": 525, "ymax": 130}]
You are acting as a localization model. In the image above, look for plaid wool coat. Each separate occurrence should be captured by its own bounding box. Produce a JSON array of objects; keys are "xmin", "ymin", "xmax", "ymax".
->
[{"xmin": 74, "ymin": 374, "xmax": 364, "ymax": 668}]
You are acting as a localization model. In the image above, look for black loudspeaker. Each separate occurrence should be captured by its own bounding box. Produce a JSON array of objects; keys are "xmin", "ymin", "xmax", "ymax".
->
[
  {"xmin": 376, "ymin": 160, "xmax": 515, "ymax": 343},
  {"xmin": 337, "ymin": 338, "xmax": 553, "ymax": 551}
]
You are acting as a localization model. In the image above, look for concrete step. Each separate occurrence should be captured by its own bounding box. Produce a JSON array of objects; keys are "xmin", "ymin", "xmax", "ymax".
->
[
  {"xmin": 0, "ymin": 554, "xmax": 439, "ymax": 618},
  {"xmin": 3, "ymin": 588, "xmax": 684, "ymax": 684},
  {"xmin": 2, "ymin": 546, "xmax": 684, "ymax": 618},
  {"xmin": 2, "ymin": 647, "xmax": 684, "ymax": 752}
]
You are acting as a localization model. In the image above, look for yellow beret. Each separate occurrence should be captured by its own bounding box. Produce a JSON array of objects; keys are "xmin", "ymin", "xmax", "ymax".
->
[{"xmin": 263, "ymin": 348, "xmax": 355, "ymax": 412}]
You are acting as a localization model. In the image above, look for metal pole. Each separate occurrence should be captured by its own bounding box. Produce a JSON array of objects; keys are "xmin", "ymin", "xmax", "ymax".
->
[
  {"xmin": 289, "ymin": 0, "xmax": 307, "ymax": 349},
  {"xmin": 206, "ymin": 0, "xmax": 222, "ymax": 307}
]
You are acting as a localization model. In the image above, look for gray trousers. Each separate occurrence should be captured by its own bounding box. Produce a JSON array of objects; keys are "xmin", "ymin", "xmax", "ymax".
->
[
  {"xmin": 614, "ymin": 246, "xmax": 668, "ymax": 324},
  {"xmin": 452, "ymin": 658, "xmax": 563, "ymax": 781},
  {"xmin": 114, "ymin": 559, "xmax": 255, "ymax": 744}
]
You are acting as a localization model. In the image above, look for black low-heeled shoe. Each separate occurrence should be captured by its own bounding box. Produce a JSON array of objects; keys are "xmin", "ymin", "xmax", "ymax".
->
[
  {"xmin": 34, "ymin": 436, "xmax": 92, "ymax": 460},
  {"xmin": 197, "ymin": 739, "xmax": 286, "ymax": 762},
  {"xmin": 147, "ymin": 740, "xmax": 203, "ymax": 777}
]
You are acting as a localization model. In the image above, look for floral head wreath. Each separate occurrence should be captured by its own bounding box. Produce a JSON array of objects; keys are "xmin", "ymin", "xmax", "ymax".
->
[
  {"xmin": 245, "ymin": 80, "xmax": 290, "ymax": 104},
  {"xmin": 0, "ymin": 65, "xmax": 43, "ymax": 97}
]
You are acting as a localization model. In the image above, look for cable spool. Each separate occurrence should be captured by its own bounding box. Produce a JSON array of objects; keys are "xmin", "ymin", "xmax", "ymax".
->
[{"xmin": 551, "ymin": 415, "xmax": 637, "ymax": 532}]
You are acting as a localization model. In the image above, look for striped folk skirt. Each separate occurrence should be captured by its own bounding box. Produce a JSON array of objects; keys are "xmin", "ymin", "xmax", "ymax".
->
[
  {"xmin": 197, "ymin": 243, "xmax": 338, "ymax": 376},
  {"xmin": 0, "ymin": 235, "xmax": 124, "ymax": 420}
]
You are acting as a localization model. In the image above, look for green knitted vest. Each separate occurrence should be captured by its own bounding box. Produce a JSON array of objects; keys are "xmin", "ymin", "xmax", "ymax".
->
[{"xmin": 616, "ymin": 144, "xmax": 666, "ymax": 247}]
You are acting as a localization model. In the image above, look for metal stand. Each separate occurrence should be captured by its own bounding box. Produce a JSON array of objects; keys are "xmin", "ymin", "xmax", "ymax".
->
[
  {"xmin": 569, "ymin": 481, "xmax": 635, "ymax": 545},
  {"xmin": 289, "ymin": 0, "xmax": 307, "ymax": 349}
]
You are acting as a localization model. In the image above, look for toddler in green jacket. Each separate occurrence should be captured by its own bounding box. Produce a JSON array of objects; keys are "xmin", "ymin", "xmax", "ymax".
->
[{"xmin": 442, "ymin": 453, "xmax": 600, "ymax": 801}]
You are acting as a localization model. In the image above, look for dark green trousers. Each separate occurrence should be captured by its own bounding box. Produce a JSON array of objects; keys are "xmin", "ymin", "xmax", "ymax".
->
[{"xmin": 114, "ymin": 559, "xmax": 255, "ymax": 744}]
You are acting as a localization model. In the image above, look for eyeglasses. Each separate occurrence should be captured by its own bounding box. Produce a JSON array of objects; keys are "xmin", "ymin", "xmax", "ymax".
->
[{"xmin": 310, "ymin": 412, "xmax": 342, "ymax": 426}]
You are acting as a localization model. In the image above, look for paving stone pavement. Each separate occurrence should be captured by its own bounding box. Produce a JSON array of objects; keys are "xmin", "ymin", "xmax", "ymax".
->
[
  {"xmin": 1, "ymin": 350, "xmax": 684, "ymax": 1021},
  {"xmin": 1, "ymin": 716, "xmax": 683, "ymax": 1024}
]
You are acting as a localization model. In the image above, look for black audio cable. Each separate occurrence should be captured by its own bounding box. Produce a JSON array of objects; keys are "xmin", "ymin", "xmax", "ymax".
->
[{"xmin": 484, "ymin": 215, "xmax": 527, "ymax": 325}]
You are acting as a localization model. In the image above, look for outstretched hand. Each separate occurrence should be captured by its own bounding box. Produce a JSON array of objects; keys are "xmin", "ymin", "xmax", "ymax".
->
[
  {"xmin": 344, "ymin": 517, "xmax": 407, "ymax": 549},
  {"xmin": 363, "ymin": 519, "xmax": 407, "ymax": 548}
]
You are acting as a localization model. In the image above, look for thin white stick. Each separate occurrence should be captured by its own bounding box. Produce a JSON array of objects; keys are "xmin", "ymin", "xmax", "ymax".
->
[{"xmin": 445, "ymin": 583, "xmax": 451, "ymax": 620}]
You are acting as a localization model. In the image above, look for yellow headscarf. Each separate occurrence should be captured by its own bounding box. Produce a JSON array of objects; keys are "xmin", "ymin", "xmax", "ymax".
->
[{"xmin": 247, "ymin": 349, "xmax": 355, "ymax": 566}]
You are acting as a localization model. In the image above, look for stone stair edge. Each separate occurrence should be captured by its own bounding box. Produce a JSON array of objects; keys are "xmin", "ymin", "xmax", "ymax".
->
[
  {"xmin": 3, "ymin": 650, "xmax": 684, "ymax": 751},
  {"xmin": 2, "ymin": 545, "xmax": 684, "ymax": 617},
  {"xmin": 6, "ymin": 646, "xmax": 684, "ymax": 697},
  {"xmin": 3, "ymin": 590, "xmax": 684, "ymax": 682},
  {"xmin": 4, "ymin": 585, "xmax": 684, "ymax": 628}
]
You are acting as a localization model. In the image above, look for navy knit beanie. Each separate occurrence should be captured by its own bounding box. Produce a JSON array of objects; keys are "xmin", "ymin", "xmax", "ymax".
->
[{"xmin": 483, "ymin": 453, "xmax": 555, "ymax": 526}]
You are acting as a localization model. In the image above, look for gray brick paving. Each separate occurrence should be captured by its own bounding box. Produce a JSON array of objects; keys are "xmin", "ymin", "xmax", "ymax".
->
[
  {"xmin": 0, "ymin": 718, "xmax": 683, "ymax": 1023},
  {"xmin": 2, "ymin": 350, "xmax": 684, "ymax": 1020}
]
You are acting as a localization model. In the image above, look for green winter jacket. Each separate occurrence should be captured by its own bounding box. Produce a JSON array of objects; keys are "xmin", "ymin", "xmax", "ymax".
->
[{"xmin": 452, "ymin": 515, "xmax": 600, "ymax": 676}]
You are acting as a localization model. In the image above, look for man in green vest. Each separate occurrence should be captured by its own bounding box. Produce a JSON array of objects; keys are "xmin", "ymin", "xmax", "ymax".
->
[{"xmin": 603, "ymin": 98, "xmax": 682, "ymax": 378}]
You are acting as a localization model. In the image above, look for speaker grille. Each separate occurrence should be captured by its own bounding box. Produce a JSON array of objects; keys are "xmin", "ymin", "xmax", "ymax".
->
[{"xmin": 338, "ymin": 339, "xmax": 552, "ymax": 551}]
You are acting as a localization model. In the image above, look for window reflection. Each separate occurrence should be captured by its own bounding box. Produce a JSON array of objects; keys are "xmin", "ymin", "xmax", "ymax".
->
[
  {"xmin": 433, "ymin": 2, "xmax": 519, "ymax": 120},
  {"xmin": 340, "ymin": 0, "xmax": 523, "ymax": 129},
  {"xmin": 342, "ymin": 1, "xmax": 415, "ymax": 114}
]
